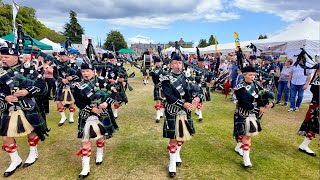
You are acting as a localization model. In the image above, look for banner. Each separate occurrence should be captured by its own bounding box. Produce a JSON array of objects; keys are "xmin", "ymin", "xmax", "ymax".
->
[
  {"xmin": 234, "ymin": 32, "xmax": 240, "ymax": 49},
  {"xmin": 12, "ymin": 0, "xmax": 19, "ymax": 44}
]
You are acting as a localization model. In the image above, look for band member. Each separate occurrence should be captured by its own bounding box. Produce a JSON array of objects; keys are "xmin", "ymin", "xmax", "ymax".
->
[
  {"xmin": 297, "ymin": 65, "xmax": 319, "ymax": 156},
  {"xmin": 194, "ymin": 57, "xmax": 215, "ymax": 121},
  {"xmin": 149, "ymin": 56, "xmax": 165, "ymax": 123},
  {"xmin": 54, "ymin": 51, "xmax": 80, "ymax": 126},
  {"xmin": 0, "ymin": 45, "xmax": 49, "ymax": 177},
  {"xmin": 161, "ymin": 54, "xmax": 201, "ymax": 177},
  {"xmin": 72, "ymin": 62, "xmax": 117, "ymax": 179},
  {"xmin": 233, "ymin": 66, "xmax": 274, "ymax": 168},
  {"xmin": 141, "ymin": 49, "xmax": 150, "ymax": 84}
]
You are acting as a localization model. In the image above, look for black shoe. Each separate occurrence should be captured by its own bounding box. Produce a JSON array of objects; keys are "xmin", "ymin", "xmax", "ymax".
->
[
  {"xmin": 58, "ymin": 123, "xmax": 64, "ymax": 126},
  {"xmin": 176, "ymin": 162, "xmax": 182, "ymax": 167},
  {"xmin": 198, "ymin": 118, "xmax": 203, "ymax": 122},
  {"xmin": 79, "ymin": 172, "xmax": 89, "ymax": 179},
  {"xmin": 244, "ymin": 164, "xmax": 252, "ymax": 168},
  {"xmin": 3, "ymin": 162, "xmax": 22, "ymax": 177},
  {"xmin": 96, "ymin": 161, "xmax": 102, "ymax": 165},
  {"xmin": 69, "ymin": 121, "xmax": 74, "ymax": 124},
  {"xmin": 160, "ymin": 115, "xmax": 163, "ymax": 118},
  {"xmin": 299, "ymin": 148, "xmax": 316, "ymax": 156},
  {"xmin": 23, "ymin": 160, "xmax": 37, "ymax": 168},
  {"xmin": 169, "ymin": 172, "xmax": 176, "ymax": 178},
  {"xmin": 155, "ymin": 119, "xmax": 160, "ymax": 123}
]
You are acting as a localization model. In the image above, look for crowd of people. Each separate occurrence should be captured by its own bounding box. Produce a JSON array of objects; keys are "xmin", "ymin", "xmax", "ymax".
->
[{"xmin": 0, "ymin": 41, "xmax": 318, "ymax": 179}]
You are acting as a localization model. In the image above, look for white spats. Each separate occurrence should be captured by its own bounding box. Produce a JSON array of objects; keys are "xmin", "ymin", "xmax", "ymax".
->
[
  {"xmin": 242, "ymin": 144, "xmax": 252, "ymax": 168},
  {"xmin": 169, "ymin": 152, "xmax": 176, "ymax": 173},
  {"xmin": 5, "ymin": 151, "xmax": 22, "ymax": 173},
  {"xmin": 69, "ymin": 112, "xmax": 75, "ymax": 123},
  {"xmin": 24, "ymin": 146, "xmax": 38, "ymax": 165},
  {"xmin": 299, "ymin": 137, "xmax": 316, "ymax": 156},
  {"xmin": 79, "ymin": 156, "xmax": 90, "ymax": 177},
  {"xmin": 197, "ymin": 110, "xmax": 203, "ymax": 120},
  {"xmin": 59, "ymin": 111, "xmax": 67, "ymax": 125},
  {"xmin": 113, "ymin": 109, "xmax": 118, "ymax": 118},
  {"xmin": 156, "ymin": 110, "xmax": 161, "ymax": 120},
  {"xmin": 96, "ymin": 148, "xmax": 103, "ymax": 165},
  {"xmin": 234, "ymin": 142, "xmax": 243, "ymax": 156}
]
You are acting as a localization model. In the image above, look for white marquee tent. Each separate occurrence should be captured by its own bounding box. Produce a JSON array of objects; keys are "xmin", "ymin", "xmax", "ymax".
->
[{"xmin": 39, "ymin": 38, "xmax": 62, "ymax": 53}]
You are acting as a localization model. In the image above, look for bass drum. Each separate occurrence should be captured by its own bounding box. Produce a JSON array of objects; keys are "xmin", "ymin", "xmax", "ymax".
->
[{"xmin": 143, "ymin": 55, "xmax": 152, "ymax": 70}]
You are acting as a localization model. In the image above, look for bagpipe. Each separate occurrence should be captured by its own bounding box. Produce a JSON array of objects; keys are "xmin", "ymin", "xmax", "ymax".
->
[
  {"xmin": 293, "ymin": 48, "xmax": 319, "ymax": 75},
  {"xmin": 174, "ymin": 42, "xmax": 201, "ymax": 101}
]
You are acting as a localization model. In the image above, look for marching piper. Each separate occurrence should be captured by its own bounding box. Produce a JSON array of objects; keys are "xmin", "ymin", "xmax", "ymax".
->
[
  {"xmin": 233, "ymin": 66, "xmax": 274, "ymax": 168},
  {"xmin": 0, "ymin": 45, "xmax": 49, "ymax": 177},
  {"xmin": 73, "ymin": 62, "xmax": 117, "ymax": 179},
  {"xmin": 161, "ymin": 54, "xmax": 201, "ymax": 177},
  {"xmin": 149, "ymin": 56, "xmax": 165, "ymax": 123}
]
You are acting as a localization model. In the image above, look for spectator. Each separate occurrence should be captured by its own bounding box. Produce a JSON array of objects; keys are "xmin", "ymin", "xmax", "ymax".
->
[
  {"xmin": 275, "ymin": 59, "xmax": 293, "ymax": 106},
  {"xmin": 287, "ymin": 57, "xmax": 313, "ymax": 112},
  {"xmin": 273, "ymin": 56, "xmax": 283, "ymax": 88}
]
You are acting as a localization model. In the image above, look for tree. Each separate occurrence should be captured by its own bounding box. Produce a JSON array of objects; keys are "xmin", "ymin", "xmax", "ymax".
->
[
  {"xmin": 63, "ymin": 11, "xmax": 84, "ymax": 43},
  {"xmin": 103, "ymin": 30, "xmax": 128, "ymax": 51},
  {"xmin": 208, "ymin": 35, "xmax": 218, "ymax": 45},
  {"xmin": 0, "ymin": 1, "xmax": 65, "ymax": 43},
  {"xmin": 258, "ymin": 34, "xmax": 268, "ymax": 39},
  {"xmin": 198, "ymin": 39, "xmax": 208, "ymax": 48}
]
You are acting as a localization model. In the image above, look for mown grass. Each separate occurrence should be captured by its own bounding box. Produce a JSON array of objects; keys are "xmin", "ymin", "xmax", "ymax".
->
[{"xmin": 0, "ymin": 64, "xmax": 319, "ymax": 180}]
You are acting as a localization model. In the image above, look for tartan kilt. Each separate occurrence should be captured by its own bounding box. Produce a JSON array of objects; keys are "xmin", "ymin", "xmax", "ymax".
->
[
  {"xmin": 201, "ymin": 86, "xmax": 211, "ymax": 102},
  {"xmin": 0, "ymin": 107, "xmax": 49, "ymax": 140},
  {"xmin": 77, "ymin": 111, "xmax": 114, "ymax": 139},
  {"xmin": 55, "ymin": 87, "xmax": 64, "ymax": 101},
  {"xmin": 163, "ymin": 110, "xmax": 195, "ymax": 139},
  {"xmin": 297, "ymin": 102, "xmax": 319, "ymax": 136},
  {"xmin": 153, "ymin": 87, "xmax": 164, "ymax": 101},
  {"xmin": 233, "ymin": 111, "xmax": 261, "ymax": 139}
]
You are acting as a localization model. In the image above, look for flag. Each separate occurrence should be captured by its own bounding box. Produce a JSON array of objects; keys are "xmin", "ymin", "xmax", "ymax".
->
[
  {"xmin": 234, "ymin": 32, "xmax": 240, "ymax": 49},
  {"xmin": 215, "ymin": 36, "xmax": 218, "ymax": 53},
  {"xmin": 12, "ymin": 0, "xmax": 20, "ymax": 44}
]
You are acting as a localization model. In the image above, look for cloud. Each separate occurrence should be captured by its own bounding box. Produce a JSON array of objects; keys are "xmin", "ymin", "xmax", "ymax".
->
[
  {"xmin": 232, "ymin": 0, "xmax": 320, "ymax": 22},
  {"xmin": 3, "ymin": 0, "xmax": 240, "ymax": 30},
  {"xmin": 127, "ymin": 35, "xmax": 155, "ymax": 45}
]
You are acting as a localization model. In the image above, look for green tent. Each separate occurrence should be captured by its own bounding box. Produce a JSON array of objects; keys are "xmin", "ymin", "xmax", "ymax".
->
[
  {"xmin": 119, "ymin": 48, "xmax": 136, "ymax": 54},
  {"xmin": 1, "ymin": 33, "xmax": 53, "ymax": 50}
]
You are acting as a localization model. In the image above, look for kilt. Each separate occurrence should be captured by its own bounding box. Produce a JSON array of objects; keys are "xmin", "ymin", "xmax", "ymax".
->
[
  {"xmin": 163, "ymin": 110, "xmax": 195, "ymax": 139},
  {"xmin": 233, "ymin": 111, "xmax": 261, "ymax": 139},
  {"xmin": 297, "ymin": 102, "xmax": 319, "ymax": 136},
  {"xmin": 77, "ymin": 111, "xmax": 114, "ymax": 139},
  {"xmin": 201, "ymin": 86, "xmax": 211, "ymax": 102},
  {"xmin": 153, "ymin": 87, "xmax": 164, "ymax": 101},
  {"xmin": 55, "ymin": 87, "xmax": 64, "ymax": 101},
  {"xmin": 0, "ymin": 107, "xmax": 49, "ymax": 140}
]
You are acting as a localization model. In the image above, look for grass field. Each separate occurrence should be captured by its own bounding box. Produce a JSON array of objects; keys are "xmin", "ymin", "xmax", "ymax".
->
[{"xmin": 0, "ymin": 65, "xmax": 319, "ymax": 180}]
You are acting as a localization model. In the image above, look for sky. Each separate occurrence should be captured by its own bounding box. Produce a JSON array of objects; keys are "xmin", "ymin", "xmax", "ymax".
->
[{"xmin": 3, "ymin": 0, "xmax": 320, "ymax": 46}]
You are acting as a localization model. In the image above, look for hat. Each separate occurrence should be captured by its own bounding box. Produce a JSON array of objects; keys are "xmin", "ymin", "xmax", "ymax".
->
[
  {"xmin": 59, "ymin": 51, "xmax": 67, "ymax": 56},
  {"xmin": 80, "ymin": 63, "xmax": 94, "ymax": 70},
  {"xmin": 170, "ymin": 52, "xmax": 176, "ymax": 59},
  {"xmin": 242, "ymin": 66, "xmax": 256, "ymax": 73},
  {"xmin": 264, "ymin": 56, "xmax": 273, "ymax": 62},
  {"xmin": 0, "ymin": 47, "xmax": 19, "ymax": 56},
  {"xmin": 198, "ymin": 57, "xmax": 205, "ymax": 62},
  {"xmin": 172, "ymin": 54, "xmax": 182, "ymax": 61},
  {"xmin": 154, "ymin": 56, "xmax": 161, "ymax": 63},
  {"xmin": 108, "ymin": 53, "xmax": 115, "ymax": 59},
  {"xmin": 249, "ymin": 55, "xmax": 256, "ymax": 60},
  {"xmin": 274, "ymin": 55, "xmax": 279, "ymax": 59}
]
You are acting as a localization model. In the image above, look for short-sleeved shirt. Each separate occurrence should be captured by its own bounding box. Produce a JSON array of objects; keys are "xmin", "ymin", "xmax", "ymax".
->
[
  {"xmin": 290, "ymin": 65, "xmax": 312, "ymax": 85},
  {"xmin": 279, "ymin": 66, "xmax": 292, "ymax": 81}
]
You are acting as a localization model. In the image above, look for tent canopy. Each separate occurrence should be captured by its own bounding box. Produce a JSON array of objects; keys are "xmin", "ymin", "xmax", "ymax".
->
[
  {"xmin": 1, "ymin": 33, "xmax": 53, "ymax": 50},
  {"xmin": 119, "ymin": 48, "xmax": 136, "ymax": 54},
  {"xmin": 40, "ymin": 38, "xmax": 62, "ymax": 52}
]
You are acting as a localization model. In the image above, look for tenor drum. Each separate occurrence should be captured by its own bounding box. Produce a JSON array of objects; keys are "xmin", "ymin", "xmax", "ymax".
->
[{"xmin": 143, "ymin": 55, "xmax": 152, "ymax": 70}]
